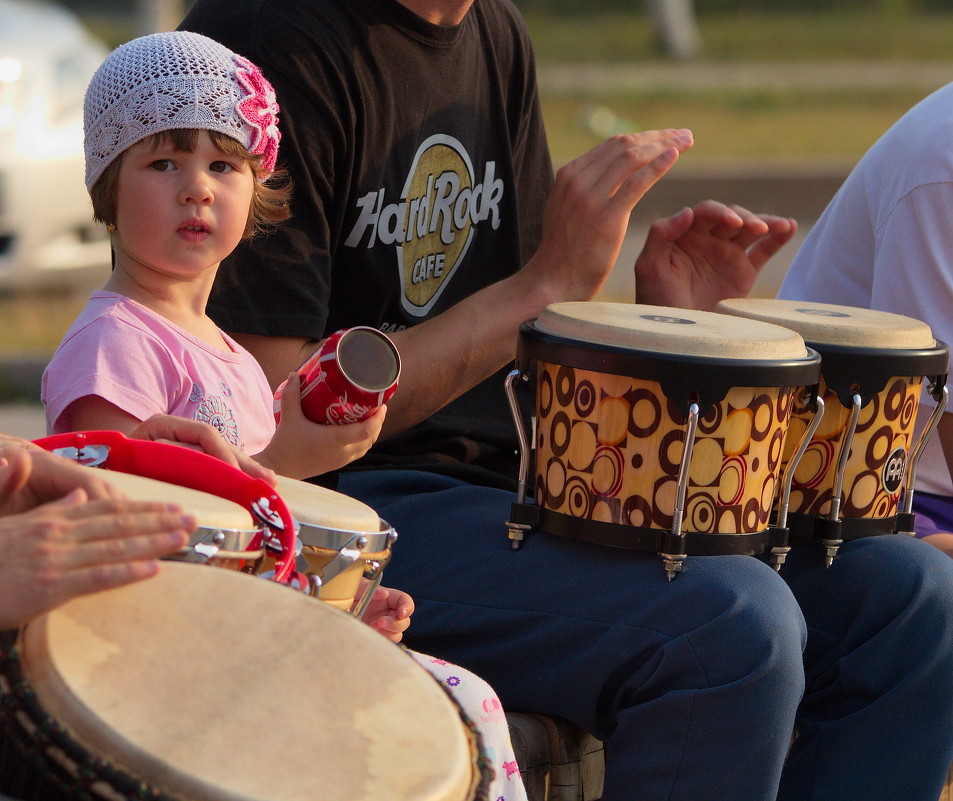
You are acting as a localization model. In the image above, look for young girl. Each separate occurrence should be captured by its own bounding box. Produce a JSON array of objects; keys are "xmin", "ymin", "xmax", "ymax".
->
[
  {"xmin": 42, "ymin": 33, "xmax": 375, "ymax": 481},
  {"xmin": 41, "ymin": 31, "xmax": 525, "ymax": 801}
]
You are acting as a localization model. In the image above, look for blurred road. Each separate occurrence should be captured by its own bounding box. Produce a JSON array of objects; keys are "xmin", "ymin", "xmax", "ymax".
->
[{"xmin": 0, "ymin": 403, "xmax": 45, "ymax": 440}]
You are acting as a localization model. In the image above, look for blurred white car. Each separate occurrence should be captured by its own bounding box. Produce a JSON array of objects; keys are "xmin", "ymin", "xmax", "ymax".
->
[{"xmin": 0, "ymin": 0, "xmax": 110, "ymax": 290}]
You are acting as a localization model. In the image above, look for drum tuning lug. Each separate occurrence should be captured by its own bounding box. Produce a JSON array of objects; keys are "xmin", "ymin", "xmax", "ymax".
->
[
  {"xmin": 363, "ymin": 559, "xmax": 382, "ymax": 578},
  {"xmin": 187, "ymin": 542, "xmax": 221, "ymax": 563},
  {"xmin": 820, "ymin": 542, "xmax": 841, "ymax": 568},
  {"xmin": 813, "ymin": 518, "xmax": 843, "ymax": 567},
  {"xmin": 659, "ymin": 553, "xmax": 686, "ymax": 582},
  {"xmin": 506, "ymin": 522, "xmax": 530, "ymax": 550},
  {"xmin": 307, "ymin": 573, "xmax": 323, "ymax": 598},
  {"xmin": 768, "ymin": 546, "xmax": 791, "ymax": 571},
  {"xmin": 766, "ymin": 526, "xmax": 791, "ymax": 571}
]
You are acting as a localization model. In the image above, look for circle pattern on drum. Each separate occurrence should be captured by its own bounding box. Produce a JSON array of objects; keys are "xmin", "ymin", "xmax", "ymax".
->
[
  {"xmin": 717, "ymin": 297, "xmax": 950, "ymax": 531},
  {"xmin": 534, "ymin": 362, "xmax": 796, "ymax": 535}
]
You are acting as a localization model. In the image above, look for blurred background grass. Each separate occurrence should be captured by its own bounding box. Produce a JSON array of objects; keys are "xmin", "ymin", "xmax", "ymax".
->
[
  {"xmin": 523, "ymin": 8, "xmax": 953, "ymax": 62},
  {"xmin": 523, "ymin": 8, "xmax": 953, "ymax": 164}
]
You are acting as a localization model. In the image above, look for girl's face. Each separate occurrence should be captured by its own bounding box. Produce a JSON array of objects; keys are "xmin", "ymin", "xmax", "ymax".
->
[{"xmin": 111, "ymin": 130, "xmax": 255, "ymax": 285}]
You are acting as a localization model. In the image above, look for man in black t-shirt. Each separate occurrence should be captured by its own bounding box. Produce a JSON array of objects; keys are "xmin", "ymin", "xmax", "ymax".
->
[{"xmin": 181, "ymin": 3, "xmax": 953, "ymax": 800}]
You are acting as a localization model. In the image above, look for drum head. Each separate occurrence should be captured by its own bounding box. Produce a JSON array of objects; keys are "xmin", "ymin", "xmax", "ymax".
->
[
  {"xmin": 535, "ymin": 301, "xmax": 808, "ymax": 360},
  {"xmin": 715, "ymin": 298, "xmax": 936, "ymax": 349},
  {"xmin": 85, "ymin": 466, "xmax": 256, "ymax": 530},
  {"xmin": 273, "ymin": 475, "xmax": 381, "ymax": 533},
  {"xmin": 19, "ymin": 563, "xmax": 474, "ymax": 801}
]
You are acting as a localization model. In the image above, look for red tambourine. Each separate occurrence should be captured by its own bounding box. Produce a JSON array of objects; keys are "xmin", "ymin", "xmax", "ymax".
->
[{"xmin": 33, "ymin": 430, "xmax": 298, "ymax": 585}]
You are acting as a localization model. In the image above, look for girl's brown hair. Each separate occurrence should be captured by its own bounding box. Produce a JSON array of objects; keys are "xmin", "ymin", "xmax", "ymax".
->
[{"xmin": 89, "ymin": 128, "xmax": 291, "ymax": 239}]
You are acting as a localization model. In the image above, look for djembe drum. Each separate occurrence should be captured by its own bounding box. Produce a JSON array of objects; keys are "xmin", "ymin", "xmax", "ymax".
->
[
  {"xmin": 0, "ymin": 564, "xmax": 485, "ymax": 801},
  {"xmin": 506, "ymin": 302, "xmax": 822, "ymax": 578},
  {"xmin": 717, "ymin": 298, "xmax": 949, "ymax": 563}
]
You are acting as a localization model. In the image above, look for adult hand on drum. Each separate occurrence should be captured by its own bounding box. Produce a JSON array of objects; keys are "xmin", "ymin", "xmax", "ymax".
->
[
  {"xmin": 129, "ymin": 414, "xmax": 277, "ymax": 485},
  {"xmin": 526, "ymin": 129, "xmax": 694, "ymax": 304},
  {"xmin": 0, "ymin": 441, "xmax": 132, "ymax": 512},
  {"xmin": 358, "ymin": 582, "xmax": 414, "ymax": 643},
  {"xmin": 0, "ymin": 447, "xmax": 195, "ymax": 629},
  {"xmin": 257, "ymin": 372, "xmax": 386, "ymax": 479},
  {"xmin": 634, "ymin": 200, "xmax": 798, "ymax": 311}
]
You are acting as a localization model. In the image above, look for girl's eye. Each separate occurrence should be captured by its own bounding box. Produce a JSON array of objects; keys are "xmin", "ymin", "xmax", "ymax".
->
[
  {"xmin": 210, "ymin": 161, "xmax": 236, "ymax": 174},
  {"xmin": 149, "ymin": 159, "xmax": 174, "ymax": 171}
]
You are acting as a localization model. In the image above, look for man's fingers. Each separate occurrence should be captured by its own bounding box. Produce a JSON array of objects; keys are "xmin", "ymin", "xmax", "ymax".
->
[{"xmin": 612, "ymin": 147, "xmax": 681, "ymax": 209}]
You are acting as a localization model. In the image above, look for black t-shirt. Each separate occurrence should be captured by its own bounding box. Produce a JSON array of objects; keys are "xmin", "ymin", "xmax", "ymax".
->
[{"xmin": 180, "ymin": 0, "xmax": 554, "ymax": 487}]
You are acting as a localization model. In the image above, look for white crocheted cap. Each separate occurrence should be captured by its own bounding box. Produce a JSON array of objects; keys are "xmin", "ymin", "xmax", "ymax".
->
[{"xmin": 83, "ymin": 31, "xmax": 280, "ymax": 191}]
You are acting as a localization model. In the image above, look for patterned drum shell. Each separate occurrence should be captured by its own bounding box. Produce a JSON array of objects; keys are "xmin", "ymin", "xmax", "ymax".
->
[
  {"xmin": 717, "ymin": 298, "xmax": 949, "ymax": 537},
  {"xmin": 516, "ymin": 302, "xmax": 822, "ymax": 554}
]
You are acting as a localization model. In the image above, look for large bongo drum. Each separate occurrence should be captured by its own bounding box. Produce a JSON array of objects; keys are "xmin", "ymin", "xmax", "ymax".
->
[
  {"xmin": 0, "ymin": 563, "xmax": 485, "ymax": 801},
  {"xmin": 506, "ymin": 302, "xmax": 822, "ymax": 578},
  {"xmin": 717, "ymin": 298, "xmax": 949, "ymax": 560},
  {"xmin": 81, "ymin": 467, "xmax": 267, "ymax": 570},
  {"xmin": 32, "ymin": 431, "xmax": 298, "ymax": 584},
  {"xmin": 269, "ymin": 476, "xmax": 398, "ymax": 615}
]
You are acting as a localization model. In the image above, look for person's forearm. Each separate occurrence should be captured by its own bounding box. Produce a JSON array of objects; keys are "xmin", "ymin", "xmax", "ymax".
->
[{"xmin": 382, "ymin": 267, "xmax": 558, "ymax": 437}]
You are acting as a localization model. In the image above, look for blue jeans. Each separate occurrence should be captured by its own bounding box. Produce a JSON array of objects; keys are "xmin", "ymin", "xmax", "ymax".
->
[{"xmin": 340, "ymin": 470, "xmax": 953, "ymax": 801}]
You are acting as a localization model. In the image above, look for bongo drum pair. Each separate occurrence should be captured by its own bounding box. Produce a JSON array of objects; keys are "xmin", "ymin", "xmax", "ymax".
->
[
  {"xmin": 506, "ymin": 302, "xmax": 823, "ymax": 579},
  {"xmin": 717, "ymin": 298, "xmax": 949, "ymax": 562},
  {"xmin": 0, "ymin": 563, "xmax": 487, "ymax": 801},
  {"xmin": 507, "ymin": 301, "xmax": 949, "ymax": 577}
]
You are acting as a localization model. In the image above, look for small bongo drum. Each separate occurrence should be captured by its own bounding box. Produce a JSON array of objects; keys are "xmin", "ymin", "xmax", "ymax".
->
[
  {"xmin": 506, "ymin": 302, "xmax": 822, "ymax": 578},
  {"xmin": 0, "ymin": 564, "xmax": 484, "ymax": 801},
  {"xmin": 270, "ymin": 476, "xmax": 397, "ymax": 615},
  {"xmin": 717, "ymin": 298, "xmax": 949, "ymax": 561},
  {"xmin": 84, "ymin": 467, "xmax": 266, "ymax": 570}
]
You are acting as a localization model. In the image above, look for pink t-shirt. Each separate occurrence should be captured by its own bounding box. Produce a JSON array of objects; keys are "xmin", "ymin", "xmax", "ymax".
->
[{"xmin": 42, "ymin": 291, "xmax": 276, "ymax": 454}]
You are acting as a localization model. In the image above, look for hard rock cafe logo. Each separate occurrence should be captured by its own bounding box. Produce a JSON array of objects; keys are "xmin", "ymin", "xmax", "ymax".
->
[{"xmin": 344, "ymin": 134, "xmax": 504, "ymax": 317}]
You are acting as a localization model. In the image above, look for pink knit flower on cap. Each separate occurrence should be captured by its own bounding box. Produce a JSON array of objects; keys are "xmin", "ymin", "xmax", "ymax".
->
[{"xmin": 233, "ymin": 56, "xmax": 280, "ymax": 173}]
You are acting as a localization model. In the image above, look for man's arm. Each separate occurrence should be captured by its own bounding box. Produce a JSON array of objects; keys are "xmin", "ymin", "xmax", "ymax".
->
[{"xmin": 239, "ymin": 131, "xmax": 688, "ymax": 437}]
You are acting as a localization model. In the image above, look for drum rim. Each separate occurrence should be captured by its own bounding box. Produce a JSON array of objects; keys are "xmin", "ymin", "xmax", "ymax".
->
[
  {"xmin": 807, "ymin": 339, "xmax": 949, "ymax": 407},
  {"xmin": 295, "ymin": 519, "xmax": 396, "ymax": 551},
  {"xmin": 529, "ymin": 503, "xmax": 771, "ymax": 555},
  {"xmin": 517, "ymin": 321, "xmax": 822, "ymax": 418},
  {"xmin": 186, "ymin": 523, "xmax": 264, "ymax": 550},
  {"xmin": 0, "ymin": 642, "xmax": 182, "ymax": 801}
]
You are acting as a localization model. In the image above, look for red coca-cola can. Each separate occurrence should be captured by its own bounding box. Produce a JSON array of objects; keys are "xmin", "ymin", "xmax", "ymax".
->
[{"xmin": 273, "ymin": 327, "xmax": 400, "ymax": 425}]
